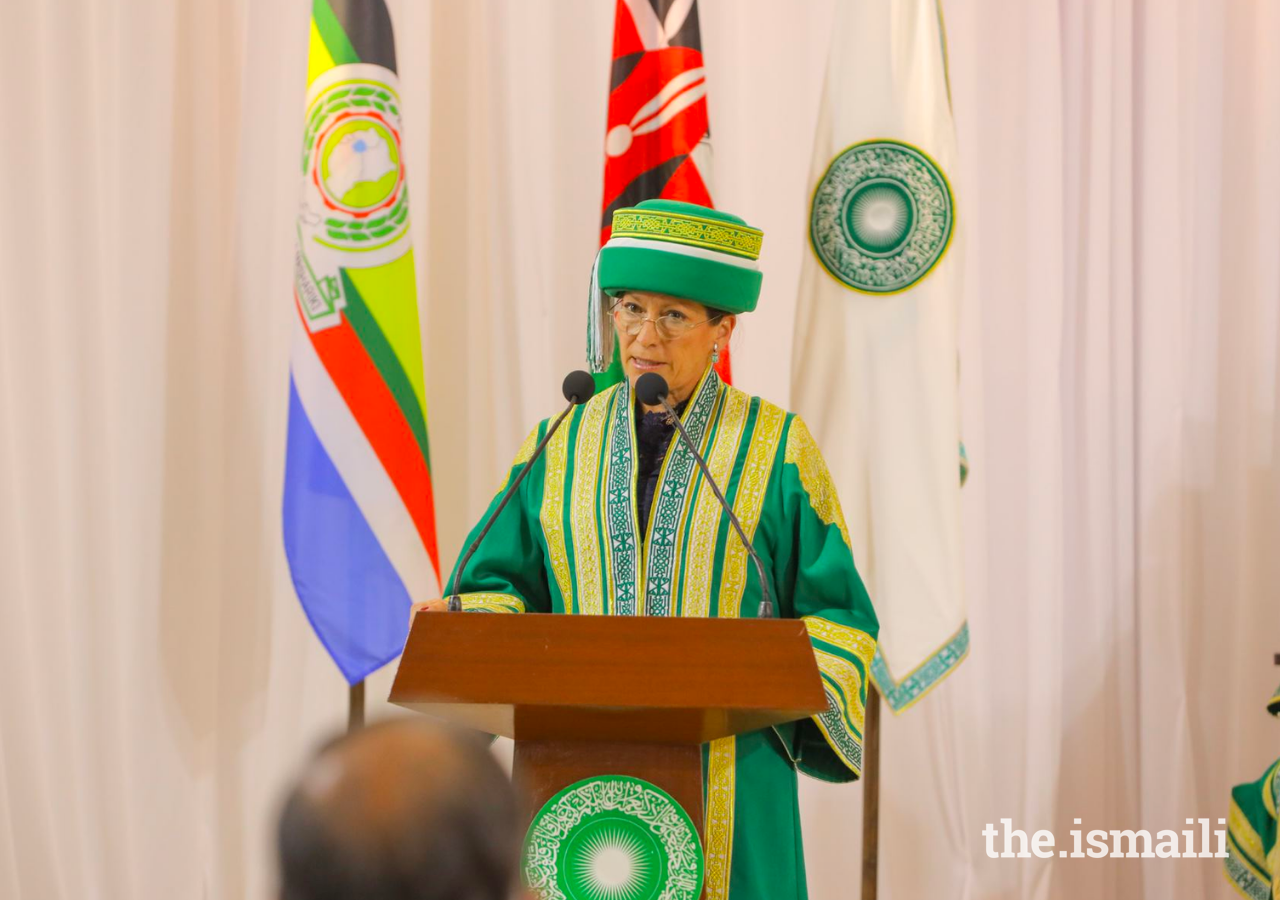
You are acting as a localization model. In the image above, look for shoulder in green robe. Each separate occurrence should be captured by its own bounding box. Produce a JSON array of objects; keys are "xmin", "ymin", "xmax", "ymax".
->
[
  {"xmin": 449, "ymin": 367, "xmax": 879, "ymax": 900},
  {"xmin": 1227, "ymin": 757, "xmax": 1279, "ymax": 900}
]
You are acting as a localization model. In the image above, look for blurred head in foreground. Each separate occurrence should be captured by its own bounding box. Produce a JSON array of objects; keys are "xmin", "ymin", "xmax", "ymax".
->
[{"xmin": 277, "ymin": 718, "xmax": 519, "ymax": 900}]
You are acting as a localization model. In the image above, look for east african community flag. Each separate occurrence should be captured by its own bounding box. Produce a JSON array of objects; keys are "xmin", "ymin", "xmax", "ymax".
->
[
  {"xmin": 593, "ymin": 0, "xmax": 733, "ymax": 387},
  {"xmin": 284, "ymin": 0, "xmax": 441, "ymax": 684}
]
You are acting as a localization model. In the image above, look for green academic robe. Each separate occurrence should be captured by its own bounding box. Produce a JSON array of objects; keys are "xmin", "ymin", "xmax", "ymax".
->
[
  {"xmin": 449, "ymin": 366, "xmax": 879, "ymax": 900},
  {"xmin": 1227, "ymin": 758, "xmax": 1279, "ymax": 900},
  {"xmin": 1227, "ymin": 685, "xmax": 1280, "ymax": 899}
]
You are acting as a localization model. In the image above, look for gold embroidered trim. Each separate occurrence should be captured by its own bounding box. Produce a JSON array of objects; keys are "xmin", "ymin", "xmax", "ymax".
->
[
  {"xmin": 704, "ymin": 736, "xmax": 737, "ymax": 900},
  {"xmin": 570, "ymin": 394, "xmax": 610, "ymax": 616},
  {"xmin": 457, "ymin": 593, "xmax": 526, "ymax": 614},
  {"xmin": 644, "ymin": 366, "xmax": 720, "ymax": 617},
  {"xmin": 717, "ymin": 400, "xmax": 786, "ymax": 617},
  {"xmin": 611, "ymin": 209, "xmax": 763, "ymax": 259},
  {"xmin": 497, "ymin": 424, "xmax": 540, "ymax": 495},
  {"xmin": 814, "ymin": 648, "xmax": 867, "ymax": 734},
  {"xmin": 784, "ymin": 417, "xmax": 852, "ymax": 549},
  {"xmin": 804, "ymin": 616, "xmax": 877, "ymax": 669},
  {"xmin": 682, "ymin": 388, "xmax": 750, "ymax": 618},
  {"xmin": 540, "ymin": 414, "xmax": 573, "ymax": 607},
  {"xmin": 1230, "ymin": 839, "xmax": 1271, "ymax": 889},
  {"xmin": 599, "ymin": 424, "xmax": 616, "ymax": 613},
  {"xmin": 810, "ymin": 690, "xmax": 862, "ymax": 777},
  {"xmin": 1265, "ymin": 760, "xmax": 1280, "ymax": 820},
  {"xmin": 1268, "ymin": 842, "xmax": 1279, "ymax": 900},
  {"xmin": 1230, "ymin": 800, "xmax": 1269, "ymax": 872}
]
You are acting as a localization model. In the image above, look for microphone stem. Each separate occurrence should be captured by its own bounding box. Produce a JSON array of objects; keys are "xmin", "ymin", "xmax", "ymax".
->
[
  {"xmin": 446, "ymin": 398, "xmax": 578, "ymax": 611},
  {"xmin": 659, "ymin": 398, "xmax": 775, "ymax": 618}
]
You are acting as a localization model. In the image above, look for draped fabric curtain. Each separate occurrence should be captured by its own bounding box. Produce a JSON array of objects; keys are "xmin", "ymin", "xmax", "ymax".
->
[
  {"xmin": 1, "ymin": 1, "xmax": 1276, "ymax": 899},
  {"xmin": 878, "ymin": 2, "xmax": 1280, "ymax": 898}
]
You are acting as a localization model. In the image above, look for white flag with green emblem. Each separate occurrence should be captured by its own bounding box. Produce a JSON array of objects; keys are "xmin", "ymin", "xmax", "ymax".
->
[{"xmin": 791, "ymin": 0, "xmax": 966, "ymax": 713}]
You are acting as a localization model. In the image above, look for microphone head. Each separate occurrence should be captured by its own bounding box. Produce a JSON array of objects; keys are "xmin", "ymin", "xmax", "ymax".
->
[
  {"xmin": 635, "ymin": 372, "xmax": 669, "ymax": 407},
  {"xmin": 562, "ymin": 370, "xmax": 596, "ymax": 405}
]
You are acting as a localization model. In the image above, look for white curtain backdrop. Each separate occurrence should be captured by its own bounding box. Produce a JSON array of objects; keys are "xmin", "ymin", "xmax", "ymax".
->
[{"xmin": 1, "ymin": 1, "xmax": 1277, "ymax": 898}]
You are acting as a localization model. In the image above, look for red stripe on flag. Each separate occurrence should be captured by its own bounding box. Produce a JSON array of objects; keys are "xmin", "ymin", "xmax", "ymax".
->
[
  {"xmin": 714, "ymin": 345, "xmax": 733, "ymax": 382},
  {"xmin": 295, "ymin": 295, "xmax": 442, "ymax": 585}
]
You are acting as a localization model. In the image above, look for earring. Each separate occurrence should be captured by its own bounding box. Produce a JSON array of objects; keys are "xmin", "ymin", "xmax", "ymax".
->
[{"xmin": 711, "ymin": 342, "xmax": 720, "ymax": 364}]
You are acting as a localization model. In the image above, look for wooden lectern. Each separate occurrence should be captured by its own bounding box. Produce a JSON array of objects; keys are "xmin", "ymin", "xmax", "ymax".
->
[{"xmin": 389, "ymin": 612, "xmax": 827, "ymax": 840}]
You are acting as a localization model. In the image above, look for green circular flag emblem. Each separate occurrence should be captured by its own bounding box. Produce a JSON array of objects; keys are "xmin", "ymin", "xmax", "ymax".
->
[
  {"xmin": 810, "ymin": 139, "xmax": 955, "ymax": 294},
  {"xmin": 523, "ymin": 775, "xmax": 703, "ymax": 900}
]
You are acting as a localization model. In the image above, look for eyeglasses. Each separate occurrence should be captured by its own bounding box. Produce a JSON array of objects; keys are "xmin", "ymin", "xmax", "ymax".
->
[{"xmin": 611, "ymin": 300, "xmax": 720, "ymax": 341}]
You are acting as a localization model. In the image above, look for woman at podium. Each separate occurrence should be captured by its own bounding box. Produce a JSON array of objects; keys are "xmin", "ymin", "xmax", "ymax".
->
[{"xmin": 416, "ymin": 200, "xmax": 879, "ymax": 900}]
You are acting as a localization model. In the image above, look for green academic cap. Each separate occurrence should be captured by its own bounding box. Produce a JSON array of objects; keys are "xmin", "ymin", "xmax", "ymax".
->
[{"xmin": 587, "ymin": 200, "xmax": 764, "ymax": 374}]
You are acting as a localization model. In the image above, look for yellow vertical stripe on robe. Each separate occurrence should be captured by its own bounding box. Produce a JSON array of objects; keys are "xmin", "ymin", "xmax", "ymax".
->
[
  {"xmin": 703, "ymin": 400, "xmax": 785, "ymax": 900},
  {"xmin": 1266, "ymin": 761, "xmax": 1279, "ymax": 819},
  {"xmin": 570, "ymin": 396, "xmax": 611, "ymax": 615},
  {"xmin": 1230, "ymin": 798, "xmax": 1271, "ymax": 883},
  {"xmin": 716, "ymin": 400, "xmax": 786, "ymax": 617},
  {"xmin": 540, "ymin": 415, "xmax": 573, "ymax": 607},
  {"xmin": 682, "ymin": 388, "xmax": 750, "ymax": 618},
  {"xmin": 663, "ymin": 388, "xmax": 725, "ymax": 616},
  {"xmin": 704, "ymin": 736, "xmax": 737, "ymax": 900},
  {"xmin": 599, "ymin": 432, "xmax": 615, "ymax": 613}
]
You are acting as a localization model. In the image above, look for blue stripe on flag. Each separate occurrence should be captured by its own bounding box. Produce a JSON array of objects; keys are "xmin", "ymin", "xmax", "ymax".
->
[{"xmin": 283, "ymin": 376, "xmax": 412, "ymax": 684}]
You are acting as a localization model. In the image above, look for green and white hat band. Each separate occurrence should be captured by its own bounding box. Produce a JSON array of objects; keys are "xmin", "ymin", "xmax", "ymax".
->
[
  {"xmin": 587, "ymin": 200, "xmax": 765, "ymax": 373},
  {"xmin": 609, "ymin": 205, "xmax": 764, "ymax": 259}
]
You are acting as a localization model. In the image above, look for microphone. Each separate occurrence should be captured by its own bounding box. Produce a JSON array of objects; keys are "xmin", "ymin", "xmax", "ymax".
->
[
  {"xmin": 635, "ymin": 372, "xmax": 775, "ymax": 619},
  {"xmin": 446, "ymin": 371, "xmax": 596, "ymax": 611}
]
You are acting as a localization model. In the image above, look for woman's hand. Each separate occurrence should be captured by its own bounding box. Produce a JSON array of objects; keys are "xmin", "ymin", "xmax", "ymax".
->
[{"xmin": 409, "ymin": 599, "xmax": 450, "ymax": 623}]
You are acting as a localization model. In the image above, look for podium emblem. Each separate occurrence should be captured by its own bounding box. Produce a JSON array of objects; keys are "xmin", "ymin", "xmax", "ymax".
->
[{"xmin": 523, "ymin": 775, "xmax": 704, "ymax": 900}]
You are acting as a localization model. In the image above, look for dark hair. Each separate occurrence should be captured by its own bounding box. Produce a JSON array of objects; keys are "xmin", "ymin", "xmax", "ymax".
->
[{"xmin": 277, "ymin": 720, "xmax": 519, "ymax": 900}]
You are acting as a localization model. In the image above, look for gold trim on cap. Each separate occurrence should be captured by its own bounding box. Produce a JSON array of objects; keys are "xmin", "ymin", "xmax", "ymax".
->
[{"xmin": 611, "ymin": 209, "xmax": 763, "ymax": 260}]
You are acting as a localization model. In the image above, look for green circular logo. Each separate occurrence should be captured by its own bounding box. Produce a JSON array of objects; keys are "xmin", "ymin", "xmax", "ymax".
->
[
  {"xmin": 810, "ymin": 139, "xmax": 954, "ymax": 294},
  {"xmin": 523, "ymin": 776, "xmax": 703, "ymax": 900}
]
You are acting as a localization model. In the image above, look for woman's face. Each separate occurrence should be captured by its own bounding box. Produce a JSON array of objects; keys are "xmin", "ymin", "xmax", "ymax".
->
[{"xmin": 613, "ymin": 290, "xmax": 735, "ymax": 408}]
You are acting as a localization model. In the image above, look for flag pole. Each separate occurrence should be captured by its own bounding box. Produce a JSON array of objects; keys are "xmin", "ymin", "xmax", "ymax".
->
[
  {"xmin": 348, "ymin": 680, "xmax": 366, "ymax": 732},
  {"xmin": 860, "ymin": 683, "xmax": 881, "ymax": 900}
]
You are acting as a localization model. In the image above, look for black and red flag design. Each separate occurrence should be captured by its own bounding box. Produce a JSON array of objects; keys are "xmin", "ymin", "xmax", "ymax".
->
[{"xmin": 599, "ymin": 0, "xmax": 732, "ymax": 383}]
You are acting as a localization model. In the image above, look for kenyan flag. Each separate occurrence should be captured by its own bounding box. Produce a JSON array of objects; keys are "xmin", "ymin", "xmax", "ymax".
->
[{"xmin": 595, "ymin": 0, "xmax": 732, "ymax": 387}]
